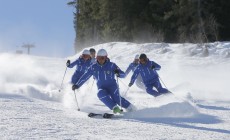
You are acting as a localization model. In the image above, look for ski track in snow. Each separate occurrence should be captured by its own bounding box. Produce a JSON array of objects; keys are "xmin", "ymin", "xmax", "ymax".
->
[{"xmin": 1, "ymin": 42, "xmax": 230, "ymax": 139}]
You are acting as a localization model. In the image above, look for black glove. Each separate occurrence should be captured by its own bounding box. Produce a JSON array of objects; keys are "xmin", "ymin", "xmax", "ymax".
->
[
  {"xmin": 72, "ymin": 85, "xmax": 79, "ymax": 90},
  {"xmin": 66, "ymin": 60, "xmax": 70, "ymax": 67},
  {"xmin": 114, "ymin": 69, "xmax": 120, "ymax": 77},
  {"xmin": 151, "ymin": 65, "xmax": 155, "ymax": 69},
  {"xmin": 128, "ymin": 83, "xmax": 133, "ymax": 87}
]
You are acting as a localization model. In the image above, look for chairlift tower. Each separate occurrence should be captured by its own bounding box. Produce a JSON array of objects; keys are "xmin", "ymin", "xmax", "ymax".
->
[{"xmin": 22, "ymin": 44, "xmax": 35, "ymax": 55}]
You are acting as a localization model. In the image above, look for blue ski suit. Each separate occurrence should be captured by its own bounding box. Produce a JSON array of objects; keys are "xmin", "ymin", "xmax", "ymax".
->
[
  {"xmin": 125, "ymin": 62, "xmax": 145, "ymax": 90},
  {"xmin": 130, "ymin": 59, "xmax": 169, "ymax": 97},
  {"xmin": 67, "ymin": 57, "xmax": 92, "ymax": 84},
  {"xmin": 75, "ymin": 59, "xmax": 131, "ymax": 110}
]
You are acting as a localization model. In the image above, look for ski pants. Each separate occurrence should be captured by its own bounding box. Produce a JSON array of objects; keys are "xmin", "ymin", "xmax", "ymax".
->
[
  {"xmin": 145, "ymin": 78, "xmax": 169, "ymax": 97},
  {"xmin": 97, "ymin": 84, "xmax": 131, "ymax": 110}
]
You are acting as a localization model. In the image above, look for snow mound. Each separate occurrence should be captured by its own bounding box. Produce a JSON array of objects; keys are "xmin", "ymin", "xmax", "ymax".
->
[{"xmin": 126, "ymin": 101, "xmax": 198, "ymax": 119}]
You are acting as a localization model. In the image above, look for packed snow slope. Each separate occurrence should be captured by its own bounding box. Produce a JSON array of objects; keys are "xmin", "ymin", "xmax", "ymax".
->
[{"xmin": 0, "ymin": 42, "xmax": 230, "ymax": 139}]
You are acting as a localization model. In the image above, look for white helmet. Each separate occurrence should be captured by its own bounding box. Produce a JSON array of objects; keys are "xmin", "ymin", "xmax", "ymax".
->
[
  {"xmin": 134, "ymin": 54, "xmax": 139, "ymax": 59},
  {"xmin": 97, "ymin": 49, "xmax": 108, "ymax": 56},
  {"xmin": 82, "ymin": 49, "xmax": 90, "ymax": 55}
]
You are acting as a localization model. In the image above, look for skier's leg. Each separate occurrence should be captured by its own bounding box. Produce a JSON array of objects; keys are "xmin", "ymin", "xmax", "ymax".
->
[
  {"xmin": 154, "ymin": 79, "xmax": 169, "ymax": 94},
  {"xmin": 97, "ymin": 89, "xmax": 116, "ymax": 110},
  {"xmin": 109, "ymin": 86, "xmax": 131, "ymax": 108},
  {"xmin": 146, "ymin": 85, "xmax": 161, "ymax": 97}
]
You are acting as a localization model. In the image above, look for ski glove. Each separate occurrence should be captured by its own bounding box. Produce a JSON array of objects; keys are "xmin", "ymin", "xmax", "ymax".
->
[
  {"xmin": 72, "ymin": 85, "xmax": 79, "ymax": 90},
  {"xmin": 66, "ymin": 60, "xmax": 71, "ymax": 67},
  {"xmin": 128, "ymin": 83, "xmax": 133, "ymax": 87},
  {"xmin": 114, "ymin": 69, "xmax": 120, "ymax": 77}
]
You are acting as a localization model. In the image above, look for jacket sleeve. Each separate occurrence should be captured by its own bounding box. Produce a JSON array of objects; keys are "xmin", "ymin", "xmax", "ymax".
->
[
  {"xmin": 68, "ymin": 59, "xmax": 80, "ymax": 68},
  {"xmin": 114, "ymin": 63, "xmax": 125, "ymax": 78},
  {"xmin": 124, "ymin": 64, "xmax": 132, "ymax": 77},
  {"xmin": 151, "ymin": 61, "xmax": 161, "ymax": 70},
  {"xmin": 75, "ymin": 66, "xmax": 93, "ymax": 87},
  {"xmin": 130, "ymin": 66, "xmax": 140, "ymax": 84}
]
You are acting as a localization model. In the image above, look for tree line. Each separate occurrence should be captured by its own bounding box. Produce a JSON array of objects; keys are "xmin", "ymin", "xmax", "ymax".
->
[{"xmin": 68, "ymin": 0, "xmax": 230, "ymax": 51}]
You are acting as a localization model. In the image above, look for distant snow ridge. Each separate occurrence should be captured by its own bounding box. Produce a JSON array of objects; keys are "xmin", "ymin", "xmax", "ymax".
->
[
  {"xmin": 126, "ymin": 101, "xmax": 199, "ymax": 119},
  {"xmin": 92, "ymin": 41, "xmax": 230, "ymax": 59}
]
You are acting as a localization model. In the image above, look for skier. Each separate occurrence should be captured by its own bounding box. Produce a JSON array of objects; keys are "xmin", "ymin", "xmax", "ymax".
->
[
  {"xmin": 72, "ymin": 49, "xmax": 135, "ymax": 113},
  {"xmin": 66, "ymin": 49, "xmax": 92, "ymax": 85},
  {"xmin": 128, "ymin": 53, "xmax": 170, "ymax": 97},
  {"xmin": 125, "ymin": 54, "xmax": 145, "ymax": 90},
  {"xmin": 89, "ymin": 48, "xmax": 96, "ymax": 64}
]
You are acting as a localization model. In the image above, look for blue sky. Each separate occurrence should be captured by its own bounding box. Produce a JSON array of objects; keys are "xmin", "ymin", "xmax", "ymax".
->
[{"xmin": 0, "ymin": 0, "xmax": 76, "ymax": 57}]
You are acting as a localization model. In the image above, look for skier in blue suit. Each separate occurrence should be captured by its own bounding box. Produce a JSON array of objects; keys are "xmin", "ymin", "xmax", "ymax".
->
[
  {"xmin": 66, "ymin": 49, "xmax": 92, "ymax": 85},
  {"xmin": 125, "ymin": 54, "xmax": 145, "ymax": 90},
  {"xmin": 72, "ymin": 49, "xmax": 135, "ymax": 113},
  {"xmin": 128, "ymin": 53, "xmax": 169, "ymax": 97}
]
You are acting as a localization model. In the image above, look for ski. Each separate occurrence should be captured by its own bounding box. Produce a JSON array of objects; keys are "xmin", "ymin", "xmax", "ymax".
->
[{"xmin": 88, "ymin": 113, "xmax": 114, "ymax": 119}]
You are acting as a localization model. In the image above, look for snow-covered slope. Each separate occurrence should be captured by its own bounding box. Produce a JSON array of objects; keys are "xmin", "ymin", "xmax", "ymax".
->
[{"xmin": 0, "ymin": 42, "xmax": 230, "ymax": 139}]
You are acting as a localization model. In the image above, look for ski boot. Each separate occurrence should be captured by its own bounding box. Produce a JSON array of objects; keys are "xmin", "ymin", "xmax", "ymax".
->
[{"xmin": 113, "ymin": 106, "xmax": 122, "ymax": 114}]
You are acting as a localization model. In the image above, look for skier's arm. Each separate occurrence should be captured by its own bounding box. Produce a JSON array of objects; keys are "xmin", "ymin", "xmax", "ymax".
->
[
  {"xmin": 68, "ymin": 59, "xmax": 80, "ymax": 68},
  {"xmin": 151, "ymin": 61, "xmax": 161, "ymax": 70},
  {"xmin": 124, "ymin": 64, "xmax": 132, "ymax": 77},
  {"xmin": 117, "ymin": 68, "xmax": 125, "ymax": 78},
  {"xmin": 113, "ymin": 63, "xmax": 125, "ymax": 78},
  {"xmin": 130, "ymin": 67, "xmax": 140, "ymax": 85},
  {"xmin": 75, "ymin": 67, "xmax": 93, "ymax": 87}
]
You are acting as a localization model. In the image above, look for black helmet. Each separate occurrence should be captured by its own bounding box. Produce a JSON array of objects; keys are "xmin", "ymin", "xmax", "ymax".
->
[
  {"xmin": 139, "ymin": 53, "xmax": 147, "ymax": 59},
  {"xmin": 89, "ymin": 48, "xmax": 96, "ymax": 53}
]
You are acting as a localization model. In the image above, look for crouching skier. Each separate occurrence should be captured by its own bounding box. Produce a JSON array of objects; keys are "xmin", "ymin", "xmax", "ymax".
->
[
  {"xmin": 72, "ymin": 49, "xmax": 136, "ymax": 114},
  {"xmin": 128, "ymin": 53, "xmax": 170, "ymax": 97}
]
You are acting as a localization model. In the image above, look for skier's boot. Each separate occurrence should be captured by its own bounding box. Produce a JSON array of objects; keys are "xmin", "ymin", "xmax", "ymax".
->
[{"xmin": 113, "ymin": 106, "xmax": 122, "ymax": 114}]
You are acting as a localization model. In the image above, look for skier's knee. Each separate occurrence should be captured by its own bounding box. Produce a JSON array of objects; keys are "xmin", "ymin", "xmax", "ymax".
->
[{"xmin": 97, "ymin": 89, "xmax": 107, "ymax": 98}]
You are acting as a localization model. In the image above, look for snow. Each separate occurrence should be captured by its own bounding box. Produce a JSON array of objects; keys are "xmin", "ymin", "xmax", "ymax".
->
[{"xmin": 1, "ymin": 42, "xmax": 230, "ymax": 139}]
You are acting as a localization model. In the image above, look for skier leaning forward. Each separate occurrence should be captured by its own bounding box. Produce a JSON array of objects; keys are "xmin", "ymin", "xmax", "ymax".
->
[
  {"xmin": 128, "ymin": 53, "xmax": 170, "ymax": 97},
  {"xmin": 72, "ymin": 49, "xmax": 136, "ymax": 114},
  {"xmin": 66, "ymin": 49, "xmax": 92, "ymax": 85}
]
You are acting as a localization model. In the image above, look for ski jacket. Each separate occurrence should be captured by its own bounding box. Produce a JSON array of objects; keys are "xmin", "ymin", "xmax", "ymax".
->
[
  {"xmin": 67, "ymin": 57, "xmax": 92, "ymax": 75},
  {"xmin": 125, "ymin": 62, "xmax": 138, "ymax": 77},
  {"xmin": 130, "ymin": 59, "xmax": 161, "ymax": 85},
  {"xmin": 76, "ymin": 59, "xmax": 125, "ymax": 88}
]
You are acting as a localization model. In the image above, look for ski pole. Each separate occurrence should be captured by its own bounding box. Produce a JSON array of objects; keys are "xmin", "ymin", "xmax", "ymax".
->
[
  {"xmin": 158, "ymin": 75, "xmax": 169, "ymax": 90},
  {"xmin": 123, "ymin": 87, "xmax": 130, "ymax": 97},
  {"xmin": 59, "ymin": 67, "xmax": 68, "ymax": 92},
  {"xmin": 118, "ymin": 78, "xmax": 128, "ymax": 88},
  {"xmin": 116, "ymin": 76, "xmax": 123, "ymax": 111},
  {"xmin": 74, "ymin": 90, "xmax": 80, "ymax": 111}
]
